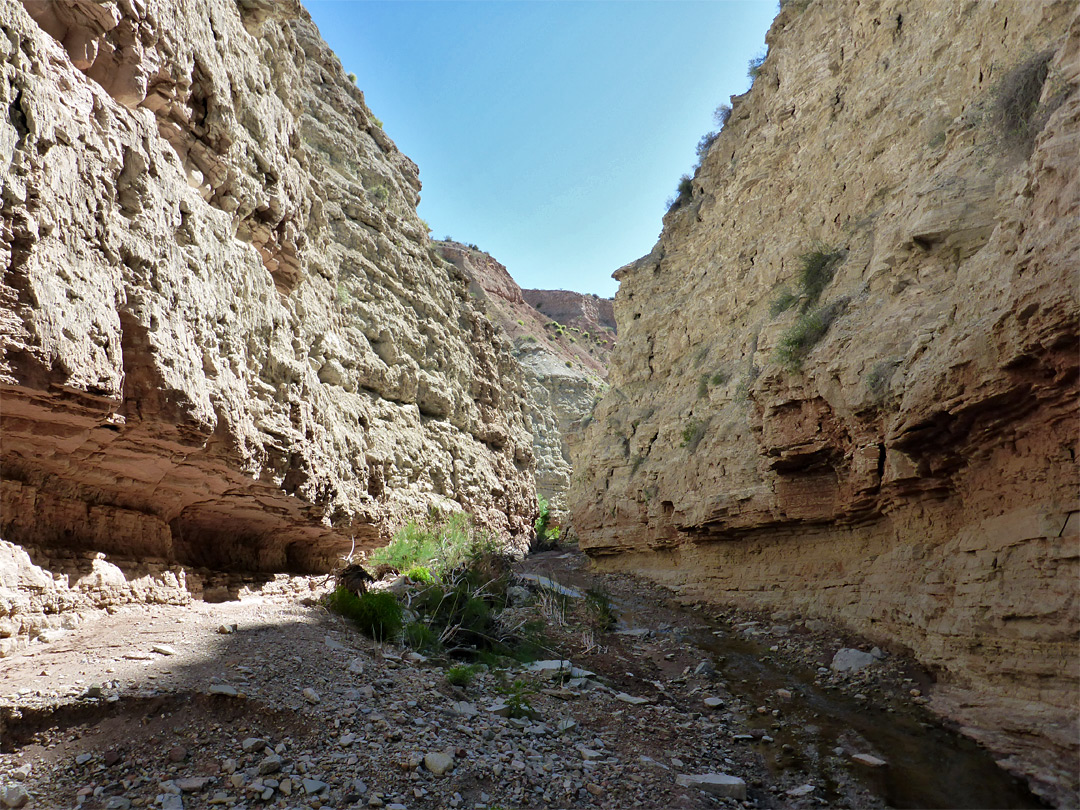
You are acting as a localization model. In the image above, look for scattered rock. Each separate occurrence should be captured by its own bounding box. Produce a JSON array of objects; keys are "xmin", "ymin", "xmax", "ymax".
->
[
  {"xmin": 152, "ymin": 644, "xmax": 178, "ymax": 656},
  {"xmin": 851, "ymin": 753, "xmax": 888, "ymax": 767},
  {"xmin": 703, "ymin": 697, "xmax": 724, "ymax": 710},
  {"xmin": 1, "ymin": 785, "xmax": 30, "ymax": 809},
  {"xmin": 693, "ymin": 660, "xmax": 715, "ymax": 677},
  {"xmin": 614, "ymin": 691, "xmax": 651, "ymax": 705},
  {"xmin": 449, "ymin": 701, "xmax": 478, "ymax": 718},
  {"xmin": 207, "ymin": 684, "xmax": 239, "ymax": 697},
  {"xmin": 830, "ymin": 648, "xmax": 877, "ymax": 674},
  {"xmin": 302, "ymin": 687, "xmax": 321, "ymax": 704},
  {"xmin": 787, "ymin": 783, "xmax": 815, "ymax": 796},
  {"xmin": 175, "ymin": 777, "xmax": 213, "ymax": 792},
  {"xmin": 258, "ymin": 754, "xmax": 283, "ymax": 775},
  {"xmin": 676, "ymin": 772, "xmax": 747, "ymax": 800},
  {"xmin": 423, "ymin": 752, "xmax": 455, "ymax": 776},
  {"xmin": 167, "ymin": 746, "xmax": 187, "ymax": 763},
  {"xmin": 241, "ymin": 737, "xmax": 267, "ymax": 753}
]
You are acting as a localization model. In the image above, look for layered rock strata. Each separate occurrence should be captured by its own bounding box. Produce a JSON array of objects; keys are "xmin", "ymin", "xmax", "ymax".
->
[
  {"xmin": 437, "ymin": 243, "xmax": 611, "ymax": 527},
  {"xmin": 571, "ymin": 1, "xmax": 1079, "ymax": 804},
  {"xmin": 0, "ymin": 0, "xmax": 535, "ymax": 592}
]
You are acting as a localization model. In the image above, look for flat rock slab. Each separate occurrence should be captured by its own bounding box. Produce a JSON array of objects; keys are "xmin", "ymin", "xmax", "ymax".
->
[
  {"xmin": 676, "ymin": 773, "xmax": 747, "ymax": 800},
  {"xmin": 830, "ymin": 648, "xmax": 876, "ymax": 673},
  {"xmin": 851, "ymin": 753, "xmax": 888, "ymax": 767},
  {"xmin": 517, "ymin": 574, "xmax": 583, "ymax": 598}
]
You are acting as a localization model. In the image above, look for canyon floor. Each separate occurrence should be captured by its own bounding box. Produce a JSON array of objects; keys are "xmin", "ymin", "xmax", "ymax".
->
[{"xmin": 0, "ymin": 551, "xmax": 1046, "ymax": 810}]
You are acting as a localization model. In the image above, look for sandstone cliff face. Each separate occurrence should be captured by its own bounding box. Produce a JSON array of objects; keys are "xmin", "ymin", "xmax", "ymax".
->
[
  {"xmin": 571, "ymin": 1, "xmax": 1079, "ymax": 803},
  {"xmin": 0, "ymin": 1, "xmax": 536, "ymax": 584},
  {"xmin": 437, "ymin": 243, "xmax": 610, "ymax": 527}
]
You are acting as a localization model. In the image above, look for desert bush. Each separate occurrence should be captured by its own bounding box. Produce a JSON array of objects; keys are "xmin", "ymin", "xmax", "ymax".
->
[
  {"xmin": 534, "ymin": 496, "xmax": 561, "ymax": 548},
  {"xmin": 866, "ymin": 359, "xmax": 900, "ymax": 402},
  {"xmin": 446, "ymin": 663, "xmax": 481, "ymax": 687},
  {"xmin": 697, "ymin": 374, "xmax": 710, "ymax": 398},
  {"xmin": 748, "ymin": 52, "xmax": 767, "ymax": 81},
  {"xmin": 495, "ymin": 676, "xmax": 537, "ymax": 719},
  {"xmin": 769, "ymin": 288, "xmax": 798, "ymax": 316},
  {"xmin": 680, "ymin": 417, "xmax": 707, "ymax": 452},
  {"xmin": 368, "ymin": 512, "xmax": 495, "ymax": 578},
  {"xmin": 585, "ymin": 587, "xmax": 617, "ymax": 631},
  {"xmin": 775, "ymin": 300, "xmax": 846, "ymax": 370},
  {"xmin": 714, "ymin": 104, "xmax": 733, "ymax": 128},
  {"xmin": 696, "ymin": 131, "xmax": 719, "ymax": 159},
  {"xmin": 989, "ymin": 50, "xmax": 1059, "ymax": 153},
  {"xmin": 369, "ymin": 184, "xmax": 390, "ymax": 205},
  {"xmin": 327, "ymin": 587, "xmax": 402, "ymax": 642},
  {"xmin": 405, "ymin": 621, "xmax": 440, "ymax": 652},
  {"xmin": 404, "ymin": 565, "xmax": 434, "ymax": 584},
  {"xmin": 667, "ymin": 174, "xmax": 694, "ymax": 212},
  {"xmin": 710, "ymin": 369, "xmax": 730, "ymax": 386},
  {"xmin": 796, "ymin": 246, "xmax": 843, "ymax": 309}
]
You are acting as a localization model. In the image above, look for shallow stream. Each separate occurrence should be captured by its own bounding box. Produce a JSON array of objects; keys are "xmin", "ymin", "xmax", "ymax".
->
[{"xmin": 614, "ymin": 596, "xmax": 1046, "ymax": 809}]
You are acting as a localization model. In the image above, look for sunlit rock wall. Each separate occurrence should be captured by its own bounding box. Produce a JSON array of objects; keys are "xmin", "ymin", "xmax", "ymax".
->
[
  {"xmin": 0, "ymin": 1, "xmax": 536, "ymax": 582},
  {"xmin": 571, "ymin": 1, "xmax": 1079, "ymax": 804}
]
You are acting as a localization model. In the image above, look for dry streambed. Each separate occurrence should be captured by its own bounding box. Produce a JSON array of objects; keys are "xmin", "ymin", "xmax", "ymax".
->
[{"xmin": 0, "ymin": 552, "xmax": 1046, "ymax": 810}]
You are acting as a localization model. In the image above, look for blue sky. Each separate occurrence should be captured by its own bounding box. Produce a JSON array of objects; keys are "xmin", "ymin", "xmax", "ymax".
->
[{"xmin": 306, "ymin": 1, "xmax": 778, "ymax": 297}]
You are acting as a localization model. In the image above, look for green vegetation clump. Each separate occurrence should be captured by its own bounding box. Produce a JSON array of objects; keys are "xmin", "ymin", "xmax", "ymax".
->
[
  {"xmin": 680, "ymin": 417, "xmax": 707, "ymax": 452},
  {"xmin": 697, "ymin": 374, "xmax": 710, "ymax": 398},
  {"xmin": 714, "ymin": 104, "xmax": 732, "ymax": 128},
  {"xmin": 369, "ymin": 184, "xmax": 390, "ymax": 205},
  {"xmin": 667, "ymin": 174, "xmax": 694, "ymax": 212},
  {"xmin": 495, "ymin": 676, "xmax": 537, "ymax": 720},
  {"xmin": 769, "ymin": 287, "xmax": 798, "ymax": 316},
  {"xmin": 404, "ymin": 565, "xmax": 434, "ymax": 584},
  {"xmin": 534, "ymin": 496, "xmax": 561, "ymax": 547},
  {"xmin": 446, "ymin": 663, "xmax": 481, "ymax": 687},
  {"xmin": 796, "ymin": 246, "xmax": 844, "ymax": 309},
  {"xmin": 710, "ymin": 370, "xmax": 730, "ymax": 386},
  {"xmin": 748, "ymin": 52, "xmax": 767, "ymax": 81},
  {"xmin": 585, "ymin": 587, "xmax": 617, "ymax": 632},
  {"xmin": 368, "ymin": 512, "xmax": 494, "ymax": 578},
  {"xmin": 405, "ymin": 621, "xmax": 440, "ymax": 651},
  {"xmin": 775, "ymin": 301, "xmax": 846, "ymax": 370},
  {"xmin": 326, "ymin": 587, "xmax": 402, "ymax": 642}
]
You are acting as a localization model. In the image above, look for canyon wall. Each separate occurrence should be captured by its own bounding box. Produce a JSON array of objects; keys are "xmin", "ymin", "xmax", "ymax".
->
[
  {"xmin": 437, "ymin": 242, "xmax": 611, "ymax": 527},
  {"xmin": 0, "ymin": 0, "xmax": 537, "ymax": 590},
  {"xmin": 571, "ymin": 1, "xmax": 1079, "ymax": 804}
]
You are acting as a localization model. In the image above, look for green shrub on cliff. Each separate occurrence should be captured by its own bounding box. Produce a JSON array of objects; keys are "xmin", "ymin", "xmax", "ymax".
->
[{"xmin": 775, "ymin": 300, "xmax": 847, "ymax": 370}]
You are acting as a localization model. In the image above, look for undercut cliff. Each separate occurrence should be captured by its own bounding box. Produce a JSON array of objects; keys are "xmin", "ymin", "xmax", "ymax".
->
[
  {"xmin": 0, "ymin": 0, "xmax": 535, "ymax": 582},
  {"xmin": 571, "ymin": 1, "xmax": 1079, "ymax": 803}
]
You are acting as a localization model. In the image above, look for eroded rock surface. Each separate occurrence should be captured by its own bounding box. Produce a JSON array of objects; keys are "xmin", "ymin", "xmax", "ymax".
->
[
  {"xmin": 571, "ymin": 1, "xmax": 1079, "ymax": 804},
  {"xmin": 437, "ymin": 243, "xmax": 611, "ymax": 527},
  {"xmin": 0, "ymin": 1, "xmax": 535, "ymax": 589}
]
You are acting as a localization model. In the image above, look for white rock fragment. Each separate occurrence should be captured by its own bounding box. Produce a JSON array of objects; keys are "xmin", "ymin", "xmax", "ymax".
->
[
  {"xmin": 851, "ymin": 753, "xmax": 888, "ymax": 767},
  {"xmin": 676, "ymin": 772, "xmax": 747, "ymax": 800},
  {"xmin": 830, "ymin": 648, "xmax": 876, "ymax": 673},
  {"xmin": 423, "ymin": 752, "xmax": 455, "ymax": 776}
]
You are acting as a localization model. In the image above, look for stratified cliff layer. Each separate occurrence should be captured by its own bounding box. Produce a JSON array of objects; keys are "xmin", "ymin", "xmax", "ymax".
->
[
  {"xmin": 571, "ymin": 1, "xmax": 1078, "ymax": 803},
  {"xmin": 437, "ymin": 242, "xmax": 610, "ymax": 527},
  {"xmin": 0, "ymin": 1, "xmax": 536, "ymax": 581}
]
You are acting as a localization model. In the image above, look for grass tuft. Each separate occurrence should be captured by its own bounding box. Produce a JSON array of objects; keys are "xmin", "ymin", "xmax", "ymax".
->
[{"xmin": 326, "ymin": 587, "xmax": 402, "ymax": 642}]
